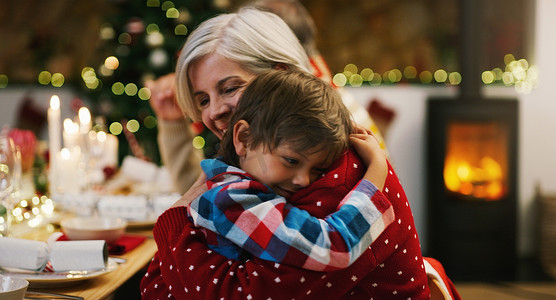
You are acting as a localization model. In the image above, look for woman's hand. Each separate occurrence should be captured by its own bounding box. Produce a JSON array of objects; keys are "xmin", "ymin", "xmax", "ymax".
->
[
  {"xmin": 145, "ymin": 73, "xmax": 185, "ymax": 121},
  {"xmin": 171, "ymin": 172, "xmax": 208, "ymax": 208},
  {"xmin": 350, "ymin": 130, "xmax": 388, "ymax": 191}
]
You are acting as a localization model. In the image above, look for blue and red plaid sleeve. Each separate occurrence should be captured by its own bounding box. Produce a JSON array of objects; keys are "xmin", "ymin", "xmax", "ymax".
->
[{"xmin": 188, "ymin": 159, "xmax": 395, "ymax": 271}]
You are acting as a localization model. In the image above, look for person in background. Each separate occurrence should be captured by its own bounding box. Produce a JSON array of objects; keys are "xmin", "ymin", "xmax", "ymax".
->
[
  {"xmin": 141, "ymin": 7, "xmax": 431, "ymax": 299},
  {"xmin": 250, "ymin": 0, "xmax": 386, "ymax": 147},
  {"xmin": 146, "ymin": 0, "xmax": 386, "ymax": 194}
]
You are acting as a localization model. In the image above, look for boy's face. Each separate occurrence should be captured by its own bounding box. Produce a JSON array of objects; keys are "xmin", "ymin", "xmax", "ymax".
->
[{"xmin": 240, "ymin": 143, "xmax": 331, "ymax": 199}]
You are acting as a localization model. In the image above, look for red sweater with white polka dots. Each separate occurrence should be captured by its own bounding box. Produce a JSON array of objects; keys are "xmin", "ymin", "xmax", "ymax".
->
[{"xmin": 140, "ymin": 149, "xmax": 430, "ymax": 299}]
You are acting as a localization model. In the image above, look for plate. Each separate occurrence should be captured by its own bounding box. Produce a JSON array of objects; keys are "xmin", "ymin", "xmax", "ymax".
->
[
  {"xmin": 126, "ymin": 218, "xmax": 156, "ymax": 228},
  {"xmin": 0, "ymin": 258, "xmax": 118, "ymax": 288}
]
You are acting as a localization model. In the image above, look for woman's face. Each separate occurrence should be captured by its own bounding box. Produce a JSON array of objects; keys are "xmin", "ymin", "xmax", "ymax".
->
[{"xmin": 188, "ymin": 53, "xmax": 256, "ymax": 139}]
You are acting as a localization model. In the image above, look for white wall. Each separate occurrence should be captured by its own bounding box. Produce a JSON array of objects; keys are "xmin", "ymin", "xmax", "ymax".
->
[
  {"xmin": 518, "ymin": 0, "xmax": 556, "ymax": 255},
  {"xmin": 0, "ymin": 86, "xmax": 78, "ymax": 140},
  {"xmin": 346, "ymin": 0, "xmax": 556, "ymax": 257}
]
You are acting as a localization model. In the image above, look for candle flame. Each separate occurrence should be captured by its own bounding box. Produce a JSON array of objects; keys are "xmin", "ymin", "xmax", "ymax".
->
[
  {"xmin": 63, "ymin": 118, "xmax": 79, "ymax": 134},
  {"xmin": 78, "ymin": 107, "xmax": 91, "ymax": 124},
  {"xmin": 97, "ymin": 131, "xmax": 107, "ymax": 142},
  {"xmin": 50, "ymin": 95, "xmax": 60, "ymax": 110},
  {"xmin": 60, "ymin": 148, "xmax": 71, "ymax": 160}
]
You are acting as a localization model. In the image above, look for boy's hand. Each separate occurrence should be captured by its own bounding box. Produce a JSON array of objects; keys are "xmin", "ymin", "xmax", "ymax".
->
[{"xmin": 350, "ymin": 131, "xmax": 388, "ymax": 191}]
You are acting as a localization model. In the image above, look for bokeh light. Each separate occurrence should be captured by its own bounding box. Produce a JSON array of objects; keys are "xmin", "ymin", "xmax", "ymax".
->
[
  {"xmin": 146, "ymin": 23, "xmax": 160, "ymax": 34},
  {"xmin": 109, "ymin": 122, "xmax": 123, "ymax": 135},
  {"xmin": 0, "ymin": 75, "xmax": 7, "ymax": 88},
  {"xmin": 370, "ymin": 73, "xmax": 382, "ymax": 85},
  {"xmin": 100, "ymin": 24, "xmax": 115, "ymax": 40},
  {"xmin": 419, "ymin": 71, "xmax": 433, "ymax": 84},
  {"xmin": 118, "ymin": 32, "xmax": 132, "ymax": 44},
  {"xmin": 174, "ymin": 24, "xmax": 188, "ymax": 35},
  {"xmin": 332, "ymin": 73, "xmax": 347, "ymax": 87},
  {"xmin": 112, "ymin": 82, "xmax": 125, "ymax": 95},
  {"xmin": 404, "ymin": 66, "xmax": 417, "ymax": 79},
  {"xmin": 448, "ymin": 72, "xmax": 462, "ymax": 85},
  {"xmin": 138, "ymin": 87, "xmax": 151, "ymax": 100},
  {"xmin": 125, "ymin": 83, "xmax": 138, "ymax": 96},
  {"xmin": 51, "ymin": 73, "xmax": 65, "ymax": 87},
  {"xmin": 192, "ymin": 136, "xmax": 205, "ymax": 150},
  {"xmin": 360, "ymin": 68, "xmax": 373, "ymax": 81},
  {"xmin": 144, "ymin": 116, "xmax": 157, "ymax": 128},
  {"xmin": 166, "ymin": 8, "xmax": 179, "ymax": 18},
  {"xmin": 161, "ymin": 1, "xmax": 175, "ymax": 11},
  {"xmin": 434, "ymin": 69, "xmax": 448, "ymax": 83},
  {"xmin": 146, "ymin": 0, "xmax": 160, "ymax": 7},
  {"xmin": 349, "ymin": 74, "xmax": 363, "ymax": 87},
  {"xmin": 38, "ymin": 71, "xmax": 51, "ymax": 85},
  {"xmin": 126, "ymin": 119, "xmax": 140, "ymax": 133},
  {"xmin": 105, "ymin": 56, "xmax": 119, "ymax": 70},
  {"xmin": 146, "ymin": 32, "xmax": 164, "ymax": 47},
  {"xmin": 482, "ymin": 71, "xmax": 495, "ymax": 84}
]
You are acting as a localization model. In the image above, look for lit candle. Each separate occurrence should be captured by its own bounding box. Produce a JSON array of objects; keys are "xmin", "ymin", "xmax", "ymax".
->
[
  {"xmin": 63, "ymin": 118, "xmax": 80, "ymax": 151},
  {"xmin": 78, "ymin": 107, "xmax": 92, "ymax": 134},
  {"xmin": 103, "ymin": 133, "xmax": 119, "ymax": 167},
  {"xmin": 57, "ymin": 148, "xmax": 81, "ymax": 194},
  {"xmin": 78, "ymin": 107, "xmax": 92, "ymax": 154},
  {"xmin": 48, "ymin": 95, "xmax": 62, "ymax": 189}
]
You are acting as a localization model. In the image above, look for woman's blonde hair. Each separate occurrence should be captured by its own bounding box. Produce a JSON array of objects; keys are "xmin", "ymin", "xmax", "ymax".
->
[{"xmin": 175, "ymin": 7, "xmax": 312, "ymax": 122}]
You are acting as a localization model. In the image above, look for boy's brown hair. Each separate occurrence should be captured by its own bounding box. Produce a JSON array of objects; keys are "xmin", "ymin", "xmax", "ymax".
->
[{"xmin": 221, "ymin": 69, "xmax": 353, "ymax": 167}]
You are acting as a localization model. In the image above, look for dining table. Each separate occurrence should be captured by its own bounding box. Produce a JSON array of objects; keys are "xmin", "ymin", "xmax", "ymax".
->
[{"xmin": 7, "ymin": 213, "xmax": 158, "ymax": 300}]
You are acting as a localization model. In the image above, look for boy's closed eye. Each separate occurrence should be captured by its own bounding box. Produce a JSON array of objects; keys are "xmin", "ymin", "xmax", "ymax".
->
[{"xmin": 281, "ymin": 156, "xmax": 299, "ymax": 166}]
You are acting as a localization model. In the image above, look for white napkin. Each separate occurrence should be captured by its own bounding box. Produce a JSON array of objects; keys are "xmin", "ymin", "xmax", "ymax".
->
[
  {"xmin": 49, "ymin": 240, "xmax": 107, "ymax": 272},
  {"xmin": 120, "ymin": 156, "xmax": 159, "ymax": 182},
  {"xmin": 152, "ymin": 193, "xmax": 181, "ymax": 217},
  {"xmin": 97, "ymin": 195, "xmax": 149, "ymax": 220},
  {"xmin": 0, "ymin": 237, "xmax": 49, "ymax": 271}
]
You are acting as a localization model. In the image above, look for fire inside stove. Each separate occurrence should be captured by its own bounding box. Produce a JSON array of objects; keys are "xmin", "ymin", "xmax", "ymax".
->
[{"xmin": 443, "ymin": 121, "xmax": 508, "ymax": 201}]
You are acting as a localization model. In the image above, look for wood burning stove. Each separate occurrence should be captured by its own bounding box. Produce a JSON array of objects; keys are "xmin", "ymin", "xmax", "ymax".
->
[{"xmin": 426, "ymin": 98, "xmax": 518, "ymax": 281}]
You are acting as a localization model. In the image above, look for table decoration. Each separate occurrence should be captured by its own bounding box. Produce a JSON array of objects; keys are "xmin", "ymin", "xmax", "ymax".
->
[
  {"xmin": 49, "ymin": 240, "xmax": 107, "ymax": 272},
  {"xmin": 47, "ymin": 95, "xmax": 61, "ymax": 190},
  {"xmin": 7, "ymin": 128, "xmax": 37, "ymax": 200},
  {"xmin": 62, "ymin": 119, "xmax": 80, "ymax": 151},
  {"xmin": 0, "ymin": 237, "xmax": 49, "ymax": 271},
  {"xmin": 0, "ymin": 134, "xmax": 20, "ymax": 237}
]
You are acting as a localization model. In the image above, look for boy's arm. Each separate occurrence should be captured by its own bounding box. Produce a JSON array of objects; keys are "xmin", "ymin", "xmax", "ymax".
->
[
  {"xmin": 188, "ymin": 177, "xmax": 394, "ymax": 271},
  {"xmin": 350, "ymin": 132, "xmax": 388, "ymax": 191},
  {"xmin": 141, "ymin": 206, "xmax": 377, "ymax": 299}
]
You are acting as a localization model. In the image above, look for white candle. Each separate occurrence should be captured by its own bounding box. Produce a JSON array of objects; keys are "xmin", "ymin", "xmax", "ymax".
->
[
  {"xmin": 57, "ymin": 148, "xmax": 81, "ymax": 194},
  {"xmin": 48, "ymin": 95, "xmax": 62, "ymax": 189},
  {"xmin": 103, "ymin": 133, "xmax": 119, "ymax": 167},
  {"xmin": 63, "ymin": 118, "xmax": 80, "ymax": 151}
]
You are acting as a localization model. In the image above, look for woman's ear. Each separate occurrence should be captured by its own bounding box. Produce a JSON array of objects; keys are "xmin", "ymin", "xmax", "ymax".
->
[
  {"xmin": 273, "ymin": 63, "xmax": 289, "ymax": 71},
  {"xmin": 233, "ymin": 120, "xmax": 250, "ymax": 156}
]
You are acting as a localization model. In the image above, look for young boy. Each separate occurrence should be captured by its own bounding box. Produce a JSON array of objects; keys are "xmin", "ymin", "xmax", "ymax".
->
[{"xmin": 187, "ymin": 70, "xmax": 394, "ymax": 271}]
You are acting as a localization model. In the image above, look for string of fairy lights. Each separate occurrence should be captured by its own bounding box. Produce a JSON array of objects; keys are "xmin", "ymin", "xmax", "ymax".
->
[{"xmin": 0, "ymin": 0, "xmax": 539, "ymax": 154}]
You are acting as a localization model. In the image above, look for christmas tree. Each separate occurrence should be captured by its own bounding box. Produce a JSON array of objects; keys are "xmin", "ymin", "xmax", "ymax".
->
[{"xmin": 81, "ymin": 0, "xmax": 226, "ymax": 165}]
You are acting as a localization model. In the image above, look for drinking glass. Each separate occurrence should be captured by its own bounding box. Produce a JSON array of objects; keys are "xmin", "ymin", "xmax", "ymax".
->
[{"xmin": 0, "ymin": 135, "xmax": 21, "ymax": 236}]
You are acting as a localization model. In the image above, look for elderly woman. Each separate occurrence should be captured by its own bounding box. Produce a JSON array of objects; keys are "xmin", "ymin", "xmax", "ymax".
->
[{"xmin": 141, "ymin": 7, "xmax": 429, "ymax": 300}]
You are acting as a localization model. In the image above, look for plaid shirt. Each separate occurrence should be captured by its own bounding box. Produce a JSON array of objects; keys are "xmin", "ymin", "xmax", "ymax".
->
[{"xmin": 188, "ymin": 158, "xmax": 394, "ymax": 271}]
